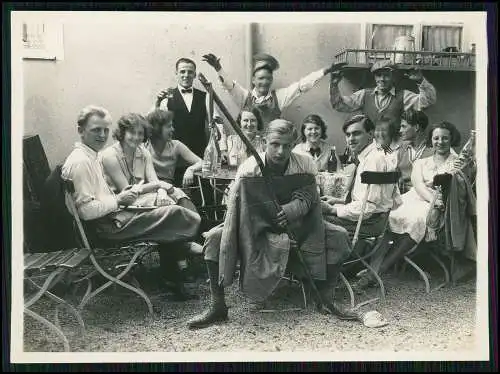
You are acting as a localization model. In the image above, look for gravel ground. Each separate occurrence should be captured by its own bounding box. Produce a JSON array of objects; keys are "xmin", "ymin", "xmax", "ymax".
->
[{"xmin": 23, "ymin": 262, "xmax": 477, "ymax": 353}]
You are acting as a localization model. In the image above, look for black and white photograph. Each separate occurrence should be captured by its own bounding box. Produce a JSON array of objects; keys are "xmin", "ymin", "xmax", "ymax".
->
[{"xmin": 10, "ymin": 10, "xmax": 490, "ymax": 363}]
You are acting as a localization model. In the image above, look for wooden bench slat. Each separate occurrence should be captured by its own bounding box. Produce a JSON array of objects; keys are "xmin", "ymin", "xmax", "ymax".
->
[
  {"xmin": 23, "ymin": 253, "xmax": 40, "ymax": 268},
  {"xmin": 47, "ymin": 249, "xmax": 77, "ymax": 267},
  {"xmin": 25, "ymin": 253, "xmax": 52, "ymax": 270},
  {"xmin": 34, "ymin": 251, "xmax": 65, "ymax": 270},
  {"xmin": 59, "ymin": 248, "xmax": 90, "ymax": 269}
]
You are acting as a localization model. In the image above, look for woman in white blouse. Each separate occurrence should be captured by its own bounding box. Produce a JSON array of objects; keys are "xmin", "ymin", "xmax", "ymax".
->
[
  {"xmin": 293, "ymin": 114, "xmax": 331, "ymax": 172},
  {"xmin": 222, "ymin": 107, "xmax": 265, "ymax": 167}
]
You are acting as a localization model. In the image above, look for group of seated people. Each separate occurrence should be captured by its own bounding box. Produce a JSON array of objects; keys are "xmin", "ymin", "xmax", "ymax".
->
[{"xmin": 60, "ymin": 53, "xmax": 477, "ymax": 330}]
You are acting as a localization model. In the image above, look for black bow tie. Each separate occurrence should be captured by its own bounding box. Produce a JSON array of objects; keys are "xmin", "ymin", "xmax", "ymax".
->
[
  {"xmin": 309, "ymin": 147, "xmax": 321, "ymax": 158},
  {"xmin": 180, "ymin": 88, "xmax": 193, "ymax": 94},
  {"xmin": 381, "ymin": 145, "xmax": 393, "ymax": 154}
]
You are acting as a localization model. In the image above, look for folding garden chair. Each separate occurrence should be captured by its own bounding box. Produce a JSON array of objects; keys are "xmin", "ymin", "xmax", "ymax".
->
[
  {"xmin": 341, "ymin": 170, "xmax": 402, "ymax": 307},
  {"xmin": 61, "ymin": 177, "xmax": 158, "ymax": 317},
  {"xmin": 24, "ymin": 246, "xmax": 90, "ymax": 352}
]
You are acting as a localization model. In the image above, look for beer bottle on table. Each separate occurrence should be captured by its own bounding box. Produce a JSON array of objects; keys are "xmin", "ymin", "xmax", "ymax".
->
[{"xmin": 327, "ymin": 146, "xmax": 339, "ymax": 173}]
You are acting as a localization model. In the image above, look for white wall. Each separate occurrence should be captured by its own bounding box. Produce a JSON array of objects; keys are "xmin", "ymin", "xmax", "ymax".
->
[
  {"xmin": 24, "ymin": 21, "xmax": 247, "ymax": 167},
  {"xmin": 23, "ymin": 16, "xmax": 478, "ymax": 166}
]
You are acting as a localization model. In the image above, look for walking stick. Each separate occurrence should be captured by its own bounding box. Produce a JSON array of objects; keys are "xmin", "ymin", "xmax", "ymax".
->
[{"xmin": 198, "ymin": 73, "xmax": 330, "ymax": 311}]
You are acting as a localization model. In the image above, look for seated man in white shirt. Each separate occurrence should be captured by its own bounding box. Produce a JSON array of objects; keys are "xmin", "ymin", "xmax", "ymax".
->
[
  {"xmin": 187, "ymin": 119, "xmax": 358, "ymax": 330},
  {"xmin": 321, "ymin": 114, "xmax": 398, "ymax": 238},
  {"xmin": 62, "ymin": 105, "xmax": 202, "ymax": 300}
]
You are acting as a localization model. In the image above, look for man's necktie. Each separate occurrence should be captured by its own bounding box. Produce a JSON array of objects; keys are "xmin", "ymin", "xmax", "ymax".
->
[
  {"xmin": 377, "ymin": 144, "xmax": 393, "ymax": 154},
  {"xmin": 309, "ymin": 147, "xmax": 321, "ymax": 158},
  {"xmin": 345, "ymin": 156, "xmax": 360, "ymax": 204},
  {"xmin": 181, "ymin": 88, "xmax": 193, "ymax": 94}
]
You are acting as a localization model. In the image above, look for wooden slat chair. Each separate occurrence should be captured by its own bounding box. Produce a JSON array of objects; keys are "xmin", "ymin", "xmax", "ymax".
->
[
  {"xmin": 24, "ymin": 246, "xmax": 90, "ymax": 352},
  {"xmin": 62, "ymin": 179, "xmax": 158, "ymax": 317},
  {"xmin": 340, "ymin": 170, "xmax": 402, "ymax": 308}
]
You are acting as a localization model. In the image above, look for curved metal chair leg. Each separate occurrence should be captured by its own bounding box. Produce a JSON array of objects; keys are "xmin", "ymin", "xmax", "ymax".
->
[
  {"xmin": 129, "ymin": 275, "xmax": 142, "ymax": 289},
  {"xmin": 25, "ymin": 307, "xmax": 70, "ymax": 352},
  {"xmin": 404, "ymin": 256, "xmax": 430, "ymax": 293},
  {"xmin": 25, "ymin": 269, "xmax": 65, "ymax": 308},
  {"xmin": 359, "ymin": 259, "xmax": 386, "ymax": 303},
  {"xmin": 80, "ymin": 250, "xmax": 153, "ymax": 316},
  {"xmin": 27, "ymin": 277, "xmax": 86, "ymax": 336},
  {"xmin": 78, "ymin": 252, "xmax": 141, "ymax": 308},
  {"xmin": 399, "ymin": 261, "xmax": 408, "ymax": 276},
  {"xmin": 339, "ymin": 272, "xmax": 355, "ymax": 309},
  {"xmin": 47, "ymin": 291, "xmax": 86, "ymax": 336},
  {"xmin": 430, "ymin": 252, "xmax": 451, "ymax": 284},
  {"xmin": 300, "ymin": 281, "xmax": 307, "ymax": 309}
]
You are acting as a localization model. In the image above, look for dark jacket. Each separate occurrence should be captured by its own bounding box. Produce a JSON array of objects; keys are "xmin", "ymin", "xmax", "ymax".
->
[
  {"xmin": 218, "ymin": 174, "xmax": 326, "ymax": 302},
  {"xmin": 39, "ymin": 165, "xmax": 81, "ymax": 251}
]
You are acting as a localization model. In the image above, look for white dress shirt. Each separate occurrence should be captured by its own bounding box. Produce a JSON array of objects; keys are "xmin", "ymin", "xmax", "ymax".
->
[
  {"xmin": 334, "ymin": 141, "xmax": 398, "ymax": 221},
  {"xmin": 61, "ymin": 142, "xmax": 119, "ymax": 221},
  {"xmin": 217, "ymin": 68, "xmax": 326, "ymax": 111},
  {"xmin": 374, "ymin": 139, "xmax": 403, "ymax": 172}
]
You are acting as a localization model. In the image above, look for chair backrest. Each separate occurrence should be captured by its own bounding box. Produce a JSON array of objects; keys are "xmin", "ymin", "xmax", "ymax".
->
[
  {"xmin": 352, "ymin": 171, "xmax": 401, "ymax": 247},
  {"xmin": 39, "ymin": 165, "xmax": 81, "ymax": 251},
  {"xmin": 360, "ymin": 171, "xmax": 401, "ymax": 185},
  {"xmin": 61, "ymin": 178, "xmax": 93, "ymax": 249}
]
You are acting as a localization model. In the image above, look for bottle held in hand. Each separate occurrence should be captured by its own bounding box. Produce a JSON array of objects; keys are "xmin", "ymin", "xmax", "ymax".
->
[{"xmin": 452, "ymin": 129, "xmax": 476, "ymax": 173}]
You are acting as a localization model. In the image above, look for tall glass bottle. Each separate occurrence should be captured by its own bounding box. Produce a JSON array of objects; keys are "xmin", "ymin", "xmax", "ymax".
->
[
  {"xmin": 327, "ymin": 146, "xmax": 342, "ymax": 172},
  {"xmin": 202, "ymin": 127, "xmax": 219, "ymax": 177}
]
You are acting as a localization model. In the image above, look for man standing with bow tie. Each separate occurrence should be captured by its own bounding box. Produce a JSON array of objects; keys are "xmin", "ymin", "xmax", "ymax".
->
[{"xmin": 154, "ymin": 58, "xmax": 227, "ymax": 187}]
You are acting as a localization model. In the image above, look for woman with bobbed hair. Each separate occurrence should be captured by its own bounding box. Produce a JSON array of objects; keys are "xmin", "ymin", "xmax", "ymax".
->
[
  {"xmin": 293, "ymin": 114, "xmax": 331, "ymax": 171},
  {"xmin": 145, "ymin": 109, "xmax": 203, "ymax": 189},
  {"xmin": 100, "ymin": 112, "xmax": 202, "ymax": 300}
]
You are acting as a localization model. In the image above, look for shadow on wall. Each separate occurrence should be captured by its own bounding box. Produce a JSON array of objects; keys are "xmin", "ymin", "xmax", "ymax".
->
[{"xmin": 23, "ymin": 22, "xmax": 248, "ymax": 168}]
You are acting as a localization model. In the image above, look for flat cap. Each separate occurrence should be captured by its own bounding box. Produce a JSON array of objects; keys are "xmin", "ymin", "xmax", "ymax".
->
[
  {"xmin": 371, "ymin": 60, "xmax": 395, "ymax": 73},
  {"xmin": 253, "ymin": 53, "xmax": 280, "ymax": 73}
]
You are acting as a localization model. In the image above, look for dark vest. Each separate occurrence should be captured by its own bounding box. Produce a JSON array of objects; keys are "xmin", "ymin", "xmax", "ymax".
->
[
  {"xmin": 363, "ymin": 88, "xmax": 404, "ymax": 125},
  {"xmin": 167, "ymin": 88, "xmax": 208, "ymax": 158},
  {"xmin": 243, "ymin": 90, "xmax": 282, "ymax": 130}
]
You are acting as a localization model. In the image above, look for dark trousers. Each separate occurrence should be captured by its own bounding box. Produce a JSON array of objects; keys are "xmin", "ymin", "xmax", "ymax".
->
[{"xmin": 324, "ymin": 212, "xmax": 387, "ymax": 239}]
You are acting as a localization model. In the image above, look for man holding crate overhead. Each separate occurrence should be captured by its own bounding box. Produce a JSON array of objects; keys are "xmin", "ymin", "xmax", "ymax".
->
[{"xmin": 329, "ymin": 60, "xmax": 437, "ymax": 127}]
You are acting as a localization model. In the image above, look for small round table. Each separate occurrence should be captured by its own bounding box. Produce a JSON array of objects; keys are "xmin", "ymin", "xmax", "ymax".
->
[{"xmin": 194, "ymin": 168, "xmax": 238, "ymax": 219}]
